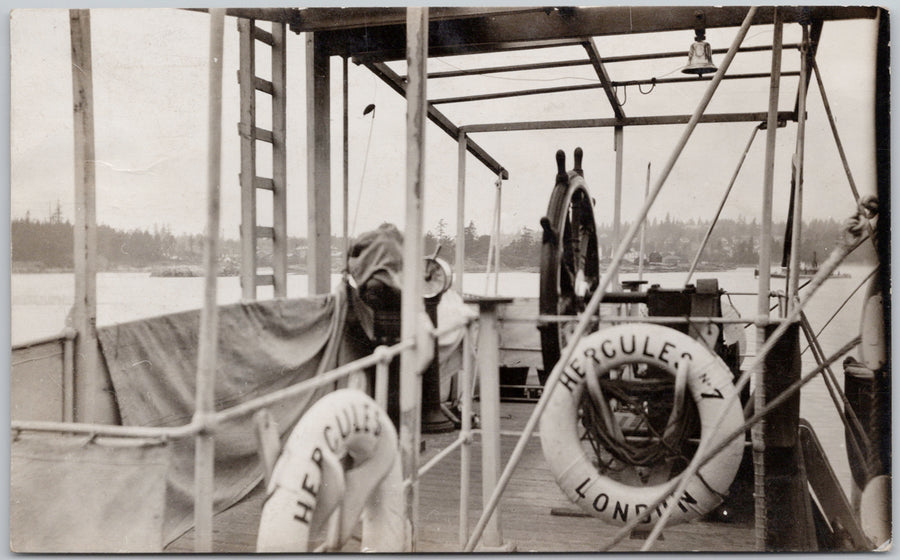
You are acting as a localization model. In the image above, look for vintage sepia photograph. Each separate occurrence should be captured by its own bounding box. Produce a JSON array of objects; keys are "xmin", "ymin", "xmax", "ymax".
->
[{"xmin": 9, "ymin": 6, "xmax": 890, "ymax": 553}]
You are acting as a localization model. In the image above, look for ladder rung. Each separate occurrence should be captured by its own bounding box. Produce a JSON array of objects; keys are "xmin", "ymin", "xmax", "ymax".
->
[
  {"xmin": 254, "ymin": 176, "xmax": 275, "ymax": 191},
  {"xmin": 236, "ymin": 124, "xmax": 274, "ymax": 144},
  {"xmin": 256, "ymin": 226, "xmax": 275, "ymax": 239},
  {"xmin": 254, "ymin": 76, "xmax": 274, "ymax": 95},
  {"xmin": 255, "ymin": 127, "xmax": 274, "ymax": 143},
  {"xmin": 235, "ymin": 72, "xmax": 275, "ymax": 97},
  {"xmin": 253, "ymin": 26, "xmax": 275, "ymax": 47},
  {"xmin": 256, "ymin": 274, "xmax": 275, "ymax": 286}
]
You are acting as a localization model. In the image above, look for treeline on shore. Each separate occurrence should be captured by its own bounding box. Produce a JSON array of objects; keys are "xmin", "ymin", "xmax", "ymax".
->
[{"xmin": 12, "ymin": 214, "xmax": 874, "ymax": 273}]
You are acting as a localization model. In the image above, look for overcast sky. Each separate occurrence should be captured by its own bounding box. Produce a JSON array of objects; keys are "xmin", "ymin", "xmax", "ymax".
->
[{"xmin": 9, "ymin": 7, "xmax": 878, "ymax": 240}]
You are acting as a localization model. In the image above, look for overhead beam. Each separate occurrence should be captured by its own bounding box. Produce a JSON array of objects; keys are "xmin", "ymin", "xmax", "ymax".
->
[
  {"xmin": 366, "ymin": 61, "xmax": 508, "ymax": 179},
  {"xmin": 461, "ymin": 111, "xmax": 796, "ymax": 133},
  {"xmin": 613, "ymin": 70, "xmax": 800, "ymax": 88},
  {"xmin": 186, "ymin": 7, "xmax": 552, "ymax": 35},
  {"xmin": 291, "ymin": 7, "xmax": 549, "ymax": 32},
  {"xmin": 353, "ymin": 38, "xmax": 587, "ymax": 64},
  {"xmin": 429, "ymin": 71, "xmax": 801, "ymax": 106},
  {"xmin": 187, "ymin": 6, "xmax": 873, "ymax": 40},
  {"xmin": 318, "ymin": 6, "xmax": 876, "ymax": 61},
  {"xmin": 422, "ymin": 43, "xmax": 801, "ymax": 80},
  {"xmin": 583, "ymin": 39, "xmax": 625, "ymax": 120}
]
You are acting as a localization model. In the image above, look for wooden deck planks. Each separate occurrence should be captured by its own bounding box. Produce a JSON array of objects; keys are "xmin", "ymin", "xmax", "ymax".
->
[{"xmin": 166, "ymin": 401, "xmax": 754, "ymax": 553}]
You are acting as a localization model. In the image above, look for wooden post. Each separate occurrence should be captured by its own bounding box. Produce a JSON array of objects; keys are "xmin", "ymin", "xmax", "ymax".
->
[
  {"xmin": 62, "ymin": 328, "xmax": 76, "ymax": 422},
  {"xmin": 237, "ymin": 18, "xmax": 257, "ymax": 301},
  {"xmin": 194, "ymin": 8, "xmax": 226, "ymax": 552},
  {"xmin": 761, "ymin": 323, "xmax": 816, "ymax": 550},
  {"xmin": 493, "ymin": 178, "xmax": 502, "ymax": 295},
  {"xmin": 468, "ymin": 297, "xmax": 514, "ymax": 551},
  {"xmin": 306, "ymin": 32, "xmax": 331, "ymax": 295},
  {"xmin": 342, "ymin": 55, "xmax": 350, "ymax": 263},
  {"xmin": 455, "ymin": 131, "xmax": 467, "ymax": 294},
  {"xmin": 612, "ymin": 126, "xmax": 624, "ymax": 287},
  {"xmin": 755, "ymin": 10, "xmax": 782, "ymax": 551},
  {"xmin": 69, "ymin": 9, "xmax": 114, "ymax": 424},
  {"xmin": 399, "ymin": 7, "xmax": 428, "ymax": 551},
  {"xmin": 272, "ymin": 22, "xmax": 288, "ymax": 298},
  {"xmin": 787, "ymin": 24, "xmax": 809, "ymax": 307},
  {"xmin": 459, "ymin": 322, "xmax": 475, "ymax": 548}
]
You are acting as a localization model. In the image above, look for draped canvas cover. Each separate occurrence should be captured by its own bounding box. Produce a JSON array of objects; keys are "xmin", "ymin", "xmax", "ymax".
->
[
  {"xmin": 97, "ymin": 294, "xmax": 341, "ymax": 544},
  {"xmin": 10, "ymin": 432, "xmax": 171, "ymax": 552}
]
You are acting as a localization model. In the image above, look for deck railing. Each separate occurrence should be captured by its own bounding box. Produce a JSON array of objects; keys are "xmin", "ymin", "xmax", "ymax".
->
[{"xmin": 10, "ymin": 312, "xmax": 484, "ymax": 553}]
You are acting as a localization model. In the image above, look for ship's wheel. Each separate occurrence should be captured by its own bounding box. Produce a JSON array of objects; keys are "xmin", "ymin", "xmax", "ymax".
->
[{"xmin": 538, "ymin": 148, "xmax": 600, "ymax": 385}]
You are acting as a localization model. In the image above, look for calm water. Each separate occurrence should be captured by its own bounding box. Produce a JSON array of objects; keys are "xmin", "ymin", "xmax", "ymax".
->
[{"xmin": 10, "ymin": 265, "xmax": 876, "ymax": 493}]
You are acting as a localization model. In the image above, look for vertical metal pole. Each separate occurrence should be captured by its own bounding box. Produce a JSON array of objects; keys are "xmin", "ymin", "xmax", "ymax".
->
[
  {"xmin": 612, "ymin": 126, "xmax": 624, "ymax": 287},
  {"xmin": 458, "ymin": 322, "xmax": 474, "ymax": 549},
  {"xmin": 237, "ymin": 18, "xmax": 257, "ymax": 301},
  {"xmin": 493, "ymin": 179, "xmax": 502, "ymax": 295},
  {"xmin": 637, "ymin": 163, "xmax": 649, "ymax": 281},
  {"xmin": 754, "ymin": 9, "xmax": 782, "ymax": 551},
  {"xmin": 194, "ymin": 8, "xmax": 226, "ymax": 553},
  {"xmin": 306, "ymin": 32, "xmax": 332, "ymax": 295},
  {"xmin": 787, "ymin": 24, "xmax": 809, "ymax": 308},
  {"xmin": 456, "ymin": 132, "xmax": 467, "ymax": 294},
  {"xmin": 343, "ymin": 56, "xmax": 350, "ymax": 262},
  {"xmin": 272, "ymin": 23, "xmax": 288, "ymax": 298},
  {"xmin": 473, "ymin": 300, "xmax": 510, "ymax": 549},
  {"xmin": 400, "ymin": 7, "xmax": 428, "ymax": 551},
  {"xmin": 69, "ymin": 9, "xmax": 109, "ymax": 424}
]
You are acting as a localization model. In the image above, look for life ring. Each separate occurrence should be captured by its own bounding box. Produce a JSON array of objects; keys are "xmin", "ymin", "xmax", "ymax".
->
[
  {"xmin": 256, "ymin": 389, "xmax": 406, "ymax": 552},
  {"xmin": 540, "ymin": 323, "xmax": 744, "ymax": 526}
]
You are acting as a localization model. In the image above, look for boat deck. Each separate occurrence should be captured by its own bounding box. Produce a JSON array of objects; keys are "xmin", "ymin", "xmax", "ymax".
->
[{"xmin": 166, "ymin": 401, "xmax": 756, "ymax": 553}]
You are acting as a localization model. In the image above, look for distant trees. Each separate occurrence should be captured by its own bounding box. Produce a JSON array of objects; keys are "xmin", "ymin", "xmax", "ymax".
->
[
  {"xmin": 12, "ymin": 214, "xmax": 74, "ymax": 268},
  {"xmin": 594, "ymin": 217, "xmax": 874, "ymax": 267},
  {"xmin": 12, "ymin": 214, "xmax": 874, "ymax": 272}
]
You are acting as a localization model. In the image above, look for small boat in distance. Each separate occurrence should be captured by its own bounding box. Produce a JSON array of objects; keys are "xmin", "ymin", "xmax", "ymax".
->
[
  {"xmin": 754, "ymin": 253, "xmax": 851, "ymax": 279},
  {"xmin": 754, "ymin": 267, "xmax": 852, "ymax": 279}
]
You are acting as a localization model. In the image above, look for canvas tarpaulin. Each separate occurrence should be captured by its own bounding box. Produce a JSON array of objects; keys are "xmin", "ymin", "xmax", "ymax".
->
[
  {"xmin": 97, "ymin": 294, "xmax": 344, "ymax": 545},
  {"xmin": 10, "ymin": 432, "xmax": 171, "ymax": 552}
]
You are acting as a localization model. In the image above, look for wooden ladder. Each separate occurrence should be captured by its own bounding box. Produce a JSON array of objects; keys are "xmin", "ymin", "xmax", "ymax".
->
[{"xmin": 237, "ymin": 18, "xmax": 287, "ymax": 300}]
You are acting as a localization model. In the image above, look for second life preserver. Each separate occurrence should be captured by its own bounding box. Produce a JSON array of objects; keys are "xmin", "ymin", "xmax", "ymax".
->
[
  {"xmin": 256, "ymin": 389, "xmax": 406, "ymax": 552},
  {"xmin": 540, "ymin": 323, "xmax": 745, "ymax": 526}
]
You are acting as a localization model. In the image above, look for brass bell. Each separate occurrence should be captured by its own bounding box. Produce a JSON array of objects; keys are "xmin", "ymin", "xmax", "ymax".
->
[{"xmin": 682, "ymin": 30, "xmax": 717, "ymax": 75}]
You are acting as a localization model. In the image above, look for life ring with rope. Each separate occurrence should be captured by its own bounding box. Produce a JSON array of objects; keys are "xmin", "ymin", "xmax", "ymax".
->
[
  {"xmin": 256, "ymin": 389, "xmax": 407, "ymax": 552},
  {"xmin": 540, "ymin": 323, "xmax": 744, "ymax": 526}
]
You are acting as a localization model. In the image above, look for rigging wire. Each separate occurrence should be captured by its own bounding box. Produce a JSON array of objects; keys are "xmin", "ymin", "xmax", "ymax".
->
[
  {"xmin": 800, "ymin": 266, "xmax": 878, "ymax": 356},
  {"xmin": 350, "ymin": 81, "xmax": 378, "ymax": 238}
]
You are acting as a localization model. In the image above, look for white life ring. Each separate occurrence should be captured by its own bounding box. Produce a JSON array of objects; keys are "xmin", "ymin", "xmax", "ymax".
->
[
  {"xmin": 256, "ymin": 389, "xmax": 406, "ymax": 552},
  {"xmin": 540, "ymin": 323, "xmax": 744, "ymax": 526}
]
